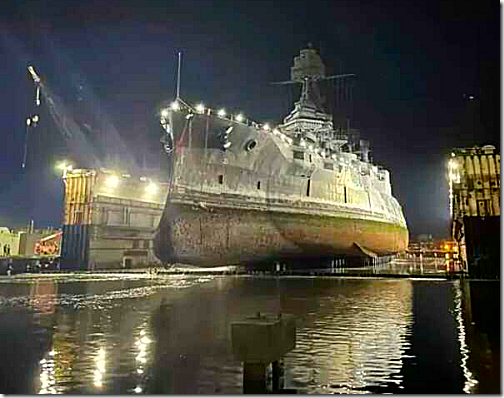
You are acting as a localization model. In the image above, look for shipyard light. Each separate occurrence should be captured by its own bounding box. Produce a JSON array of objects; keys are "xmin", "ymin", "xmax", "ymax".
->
[
  {"xmin": 218, "ymin": 108, "xmax": 226, "ymax": 117},
  {"xmin": 106, "ymin": 175, "xmax": 119, "ymax": 188},
  {"xmin": 26, "ymin": 118, "xmax": 31, "ymax": 126},
  {"xmin": 287, "ymin": 137, "xmax": 293, "ymax": 145},
  {"xmin": 309, "ymin": 145, "xmax": 314, "ymax": 151},
  {"xmin": 300, "ymin": 140, "xmax": 306, "ymax": 147},
  {"xmin": 235, "ymin": 114, "xmax": 244, "ymax": 122},
  {"xmin": 273, "ymin": 129, "xmax": 279, "ymax": 135},
  {"xmin": 332, "ymin": 154, "xmax": 337, "ymax": 160},
  {"xmin": 32, "ymin": 115, "xmax": 39, "ymax": 123},
  {"xmin": 170, "ymin": 101, "xmax": 179, "ymax": 111},
  {"xmin": 196, "ymin": 103, "xmax": 205, "ymax": 113},
  {"xmin": 321, "ymin": 150, "xmax": 326, "ymax": 157},
  {"xmin": 263, "ymin": 124, "xmax": 270, "ymax": 131},
  {"xmin": 280, "ymin": 133, "xmax": 286, "ymax": 140},
  {"xmin": 161, "ymin": 109, "xmax": 169, "ymax": 118},
  {"xmin": 145, "ymin": 182, "xmax": 158, "ymax": 195},
  {"xmin": 451, "ymin": 152, "xmax": 455, "ymax": 157}
]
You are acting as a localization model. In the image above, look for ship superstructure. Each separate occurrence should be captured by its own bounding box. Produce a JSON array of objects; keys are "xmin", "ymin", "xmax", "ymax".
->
[{"xmin": 154, "ymin": 46, "xmax": 408, "ymax": 267}]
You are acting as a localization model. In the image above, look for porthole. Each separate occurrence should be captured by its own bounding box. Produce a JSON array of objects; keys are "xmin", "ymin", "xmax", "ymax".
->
[{"xmin": 245, "ymin": 140, "xmax": 257, "ymax": 152}]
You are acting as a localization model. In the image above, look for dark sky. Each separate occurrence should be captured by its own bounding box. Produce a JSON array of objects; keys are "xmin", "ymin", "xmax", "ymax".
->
[{"xmin": 0, "ymin": 0, "xmax": 500, "ymax": 237}]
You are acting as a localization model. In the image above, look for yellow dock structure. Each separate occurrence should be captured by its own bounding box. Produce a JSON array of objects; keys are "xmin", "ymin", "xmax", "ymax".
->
[{"xmin": 448, "ymin": 145, "xmax": 500, "ymax": 277}]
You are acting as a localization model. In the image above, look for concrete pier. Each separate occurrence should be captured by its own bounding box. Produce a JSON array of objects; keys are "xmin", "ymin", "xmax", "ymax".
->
[{"xmin": 231, "ymin": 312, "xmax": 296, "ymax": 393}]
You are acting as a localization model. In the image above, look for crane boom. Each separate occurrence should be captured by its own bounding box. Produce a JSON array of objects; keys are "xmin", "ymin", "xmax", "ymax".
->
[{"xmin": 27, "ymin": 65, "xmax": 41, "ymax": 84}]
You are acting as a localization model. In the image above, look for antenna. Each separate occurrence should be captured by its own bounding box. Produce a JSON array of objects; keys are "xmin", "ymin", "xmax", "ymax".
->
[{"xmin": 176, "ymin": 51, "xmax": 182, "ymax": 100}]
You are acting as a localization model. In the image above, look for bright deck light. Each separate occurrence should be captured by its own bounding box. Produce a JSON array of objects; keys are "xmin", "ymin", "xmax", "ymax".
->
[
  {"xmin": 273, "ymin": 129, "xmax": 279, "ymax": 135},
  {"xmin": 218, "ymin": 109, "xmax": 226, "ymax": 117},
  {"xmin": 161, "ymin": 109, "xmax": 169, "ymax": 118},
  {"xmin": 106, "ymin": 175, "xmax": 119, "ymax": 188},
  {"xmin": 145, "ymin": 183, "xmax": 158, "ymax": 195},
  {"xmin": 263, "ymin": 124, "xmax": 270, "ymax": 131},
  {"xmin": 196, "ymin": 103, "xmax": 205, "ymax": 113},
  {"xmin": 170, "ymin": 101, "xmax": 179, "ymax": 110},
  {"xmin": 235, "ymin": 114, "xmax": 244, "ymax": 122}
]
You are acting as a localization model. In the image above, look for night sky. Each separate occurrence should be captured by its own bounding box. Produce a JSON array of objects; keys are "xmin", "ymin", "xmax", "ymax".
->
[{"xmin": 1, "ymin": 0, "xmax": 500, "ymax": 237}]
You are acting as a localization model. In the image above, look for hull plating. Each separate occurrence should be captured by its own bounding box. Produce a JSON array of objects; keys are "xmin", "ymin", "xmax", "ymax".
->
[{"xmin": 154, "ymin": 195, "xmax": 408, "ymax": 267}]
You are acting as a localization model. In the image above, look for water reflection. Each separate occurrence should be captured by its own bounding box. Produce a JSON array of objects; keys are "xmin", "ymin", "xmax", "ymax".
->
[
  {"xmin": 0, "ymin": 274, "xmax": 499, "ymax": 393},
  {"xmin": 458, "ymin": 280, "xmax": 500, "ymax": 394},
  {"xmin": 453, "ymin": 282, "xmax": 478, "ymax": 393},
  {"xmin": 282, "ymin": 279, "xmax": 413, "ymax": 393}
]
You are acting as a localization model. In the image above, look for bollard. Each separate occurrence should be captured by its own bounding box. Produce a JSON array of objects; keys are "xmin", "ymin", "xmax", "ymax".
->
[{"xmin": 231, "ymin": 312, "xmax": 296, "ymax": 393}]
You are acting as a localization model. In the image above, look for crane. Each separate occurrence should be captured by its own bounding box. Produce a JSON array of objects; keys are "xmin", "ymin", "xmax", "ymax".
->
[{"xmin": 23, "ymin": 65, "xmax": 42, "ymax": 168}]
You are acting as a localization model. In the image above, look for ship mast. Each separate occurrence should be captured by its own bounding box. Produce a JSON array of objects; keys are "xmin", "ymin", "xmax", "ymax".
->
[
  {"xmin": 176, "ymin": 51, "xmax": 182, "ymax": 100},
  {"xmin": 272, "ymin": 45, "xmax": 355, "ymax": 114}
]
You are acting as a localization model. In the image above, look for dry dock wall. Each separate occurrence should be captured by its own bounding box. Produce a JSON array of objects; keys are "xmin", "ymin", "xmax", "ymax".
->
[{"xmin": 449, "ymin": 146, "xmax": 500, "ymax": 277}]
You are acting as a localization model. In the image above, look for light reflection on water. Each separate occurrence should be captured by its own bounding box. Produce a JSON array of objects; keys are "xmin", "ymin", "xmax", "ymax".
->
[
  {"xmin": 454, "ymin": 282, "xmax": 478, "ymax": 394},
  {"xmin": 0, "ymin": 274, "xmax": 497, "ymax": 394},
  {"xmin": 284, "ymin": 281, "xmax": 413, "ymax": 394}
]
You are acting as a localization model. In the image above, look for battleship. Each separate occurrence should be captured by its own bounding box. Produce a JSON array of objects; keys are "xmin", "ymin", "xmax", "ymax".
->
[{"xmin": 154, "ymin": 46, "xmax": 408, "ymax": 267}]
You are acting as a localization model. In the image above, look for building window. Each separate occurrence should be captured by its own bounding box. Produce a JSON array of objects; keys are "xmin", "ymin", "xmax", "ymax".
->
[
  {"xmin": 324, "ymin": 163, "xmax": 333, "ymax": 170},
  {"xmin": 257, "ymin": 181, "xmax": 261, "ymax": 190},
  {"xmin": 123, "ymin": 207, "xmax": 130, "ymax": 225},
  {"xmin": 218, "ymin": 175, "xmax": 224, "ymax": 184},
  {"xmin": 101, "ymin": 209, "xmax": 109, "ymax": 225},
  {"xmin": 133, "ymin": 240, "xmax": 140, "ymax": 249}
]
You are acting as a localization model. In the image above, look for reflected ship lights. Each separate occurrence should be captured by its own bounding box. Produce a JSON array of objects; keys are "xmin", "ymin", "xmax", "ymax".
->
[
  {"xmin": 38, "ymin": 349, "xmax": 57, "ymax": 394},
  {"xmin": 94, "ymin": 347, "xmax": 106, "ymax": 388},
  {"xmin": 134, "ymin": 328, "xmax": 152, "ymax": 393}
]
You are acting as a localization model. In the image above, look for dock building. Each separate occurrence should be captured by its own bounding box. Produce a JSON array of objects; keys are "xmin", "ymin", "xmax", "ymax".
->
[{"xmin": 60, "ymin": 168, "xmax": 168, "ymax": 270}]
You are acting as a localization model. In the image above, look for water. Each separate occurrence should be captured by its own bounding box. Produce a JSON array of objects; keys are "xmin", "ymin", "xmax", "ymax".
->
[{"xmin": 0, "ymin": 273, "xmax": 499, "ymax": 394}]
